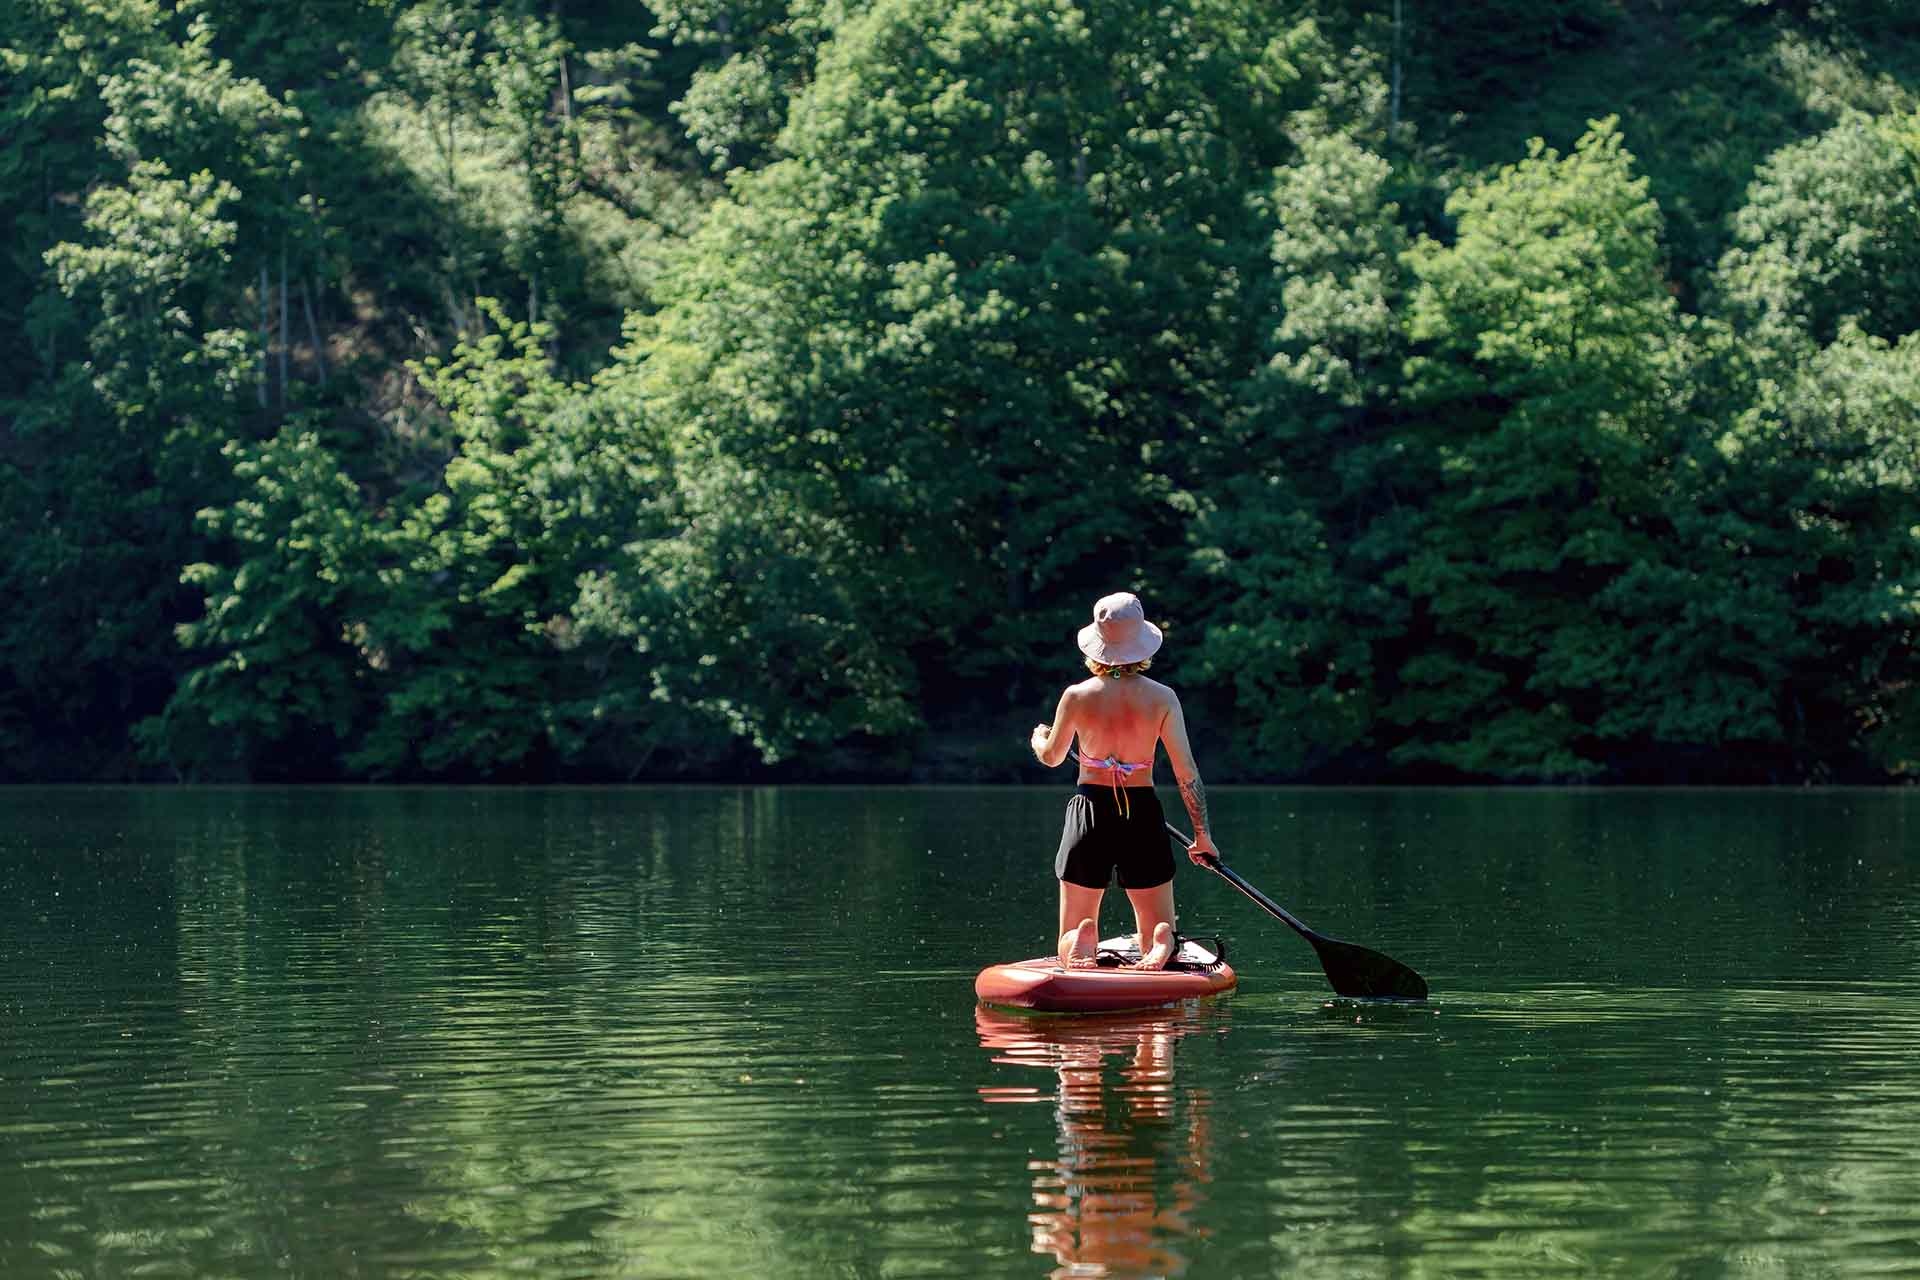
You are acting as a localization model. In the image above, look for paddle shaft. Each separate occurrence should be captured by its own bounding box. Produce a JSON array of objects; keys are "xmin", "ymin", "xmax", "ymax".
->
[
  {"xmin": 1164, "ymin": 821, "xmax": 1325, "ymax": 945},
  {"xmin": 1165, "ymin": 821, "xmax": 1430, "ymax": 1000}
]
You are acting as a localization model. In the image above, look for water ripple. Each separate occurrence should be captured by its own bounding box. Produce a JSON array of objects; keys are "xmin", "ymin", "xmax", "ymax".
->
[{"xmin": 3, "ymin": 787, "xmax": 1920, "ymax": 1278}]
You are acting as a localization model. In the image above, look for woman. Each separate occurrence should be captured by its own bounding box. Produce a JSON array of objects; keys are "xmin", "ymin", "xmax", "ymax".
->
[{"xmin": 1029, "ymin": 592, "xmax": 1217, "ymax": 971}]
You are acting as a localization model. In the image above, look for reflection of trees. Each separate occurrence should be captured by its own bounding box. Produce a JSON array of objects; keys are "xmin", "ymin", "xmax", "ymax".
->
[
  {"xmin": 977, "ymin": 1005, "xmax": 1224, "ymax": 1279},
  {"xmin": 13, "ymin": 787, "xmax": 1920, "ymax": 1276},
  {"xmin": 1224, "ymin": 788, "xmax": 1920, "ymax": 991}
]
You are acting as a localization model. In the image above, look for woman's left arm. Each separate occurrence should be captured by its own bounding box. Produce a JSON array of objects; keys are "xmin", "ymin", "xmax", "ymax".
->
[{"xmin": 1030, "ymin": 689, "xmax": 1079, "ymax": 768}]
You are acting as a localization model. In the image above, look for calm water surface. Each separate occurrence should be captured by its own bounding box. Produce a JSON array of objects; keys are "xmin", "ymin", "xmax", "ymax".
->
[{"xmin": 3, "ymin": 786, "xmax": 1918, "ymax": 1278}]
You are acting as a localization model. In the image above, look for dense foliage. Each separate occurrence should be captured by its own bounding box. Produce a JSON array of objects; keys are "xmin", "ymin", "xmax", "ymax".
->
[{"xmin": 4, "ymin": 0, "xmax": 1918, "ymax": 782}]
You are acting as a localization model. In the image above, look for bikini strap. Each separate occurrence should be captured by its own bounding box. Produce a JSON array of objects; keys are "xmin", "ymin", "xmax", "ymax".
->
[{"xmin": 1070, "ymin": 750, "xmax": 1148, "ymax": 818}]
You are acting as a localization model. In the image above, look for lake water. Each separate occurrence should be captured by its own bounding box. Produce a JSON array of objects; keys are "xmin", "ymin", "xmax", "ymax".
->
[{"xmin": 3, "ymin": 786, "xmax": 1918, "ymax": 1277}]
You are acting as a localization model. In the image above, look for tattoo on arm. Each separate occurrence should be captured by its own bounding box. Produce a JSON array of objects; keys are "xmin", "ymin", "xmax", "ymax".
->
[{"xmin": 1178, "ymin": 775, "xmax": 1210, "ymax": 840}]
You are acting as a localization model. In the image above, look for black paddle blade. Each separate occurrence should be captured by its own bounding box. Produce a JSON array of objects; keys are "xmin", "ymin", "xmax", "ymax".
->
[
  {"xmin": 1163, "ymin": 821, "xmax": 1430, "ymax": 1000},
  {"xmin": 1312, "ymin": 934, "xmax": 1429, "ymax": 1001}
]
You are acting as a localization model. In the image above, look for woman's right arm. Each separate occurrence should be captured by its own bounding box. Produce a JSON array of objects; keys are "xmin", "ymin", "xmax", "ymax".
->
[
  {"xmin": 1030, "ymin": 689, "xmax": 1079, "ymax": 769},
  {"xmin": 1160, "ymin": 693, "xmax": 1217, "ymax": 860}
]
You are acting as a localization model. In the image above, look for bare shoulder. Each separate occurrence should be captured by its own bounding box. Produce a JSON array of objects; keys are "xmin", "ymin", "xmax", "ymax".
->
[
  {"xmin": 1061, "ymin": 676, "xmax": 1104, "ymax": 703},
  {"xmin": 1137, "ymin": 676, "xmax": 1181, "ymax": 709}
]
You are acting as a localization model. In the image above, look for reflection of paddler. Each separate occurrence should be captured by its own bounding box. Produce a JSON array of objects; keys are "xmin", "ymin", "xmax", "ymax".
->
[{"xmin": 976, "ymin": 1006, "xmax": 1220, "ymax": 1278}]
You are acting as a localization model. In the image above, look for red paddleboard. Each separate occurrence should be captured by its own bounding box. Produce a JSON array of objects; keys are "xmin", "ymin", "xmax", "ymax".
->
[{"xmin": 974, "ymin": 936, "xmax": 1236, "ymax": 1014}]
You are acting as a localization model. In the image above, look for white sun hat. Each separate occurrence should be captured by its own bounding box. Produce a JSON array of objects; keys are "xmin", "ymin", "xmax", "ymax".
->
[{"xmin": 1076, "ymin": 592, "xmax": 1163, "ymax": 665}]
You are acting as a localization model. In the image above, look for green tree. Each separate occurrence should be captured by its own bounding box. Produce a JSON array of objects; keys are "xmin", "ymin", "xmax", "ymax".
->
[
  {"xmin": 1392, "ymin": 118, "xmax": 1685, "ymax": 778},
  {"xmin": 3, "ymin": 163, "xmax": 252, "ymax": 776},
  {"xmin": 1572, "ymin": 323, "xmax": 1920, "ymax": 780},
  {"xmin": 482, "ymin": 8, "xmax": 576, "ymax": 328},
  {"xmin": 154, "ymin": 301, "xmax": 668, "ymax": 779},
  {"xmin": 632, "ymin": 0, "xmax": 1324, "ymax": 762},
  {"xmin": 176, "ymin": 0, "xmax": 393, "ymax": 95},
  {"xmin": 1739, "ymin": 0, "xmax": 1920, "ymax": 41},
  {"xmin": 1713, "ymin": 110, "xmax": 1920, "ymax": 375},
  {"xmin": 139, "ymin": 426, "xmax": 380, "ymax": 778},
  {"xmin": 0, "ymin": 0, "xmax": 167, "ymax": 403},
  {"xmin": 570, "ymin": 446, "xmax": 921, "ymax": 769},
  {"xmin": 653, "ymin": 0, "xmax": 856, "ymax": 172},
  {"xmin": 1189, "ymin": 129, "xmax": 1415, "ymax": 774},
  {"xmin": 348, "ymin": 305, "xmax": 652, "ymax": 776},
  {"xmin": 93, "ymin": 18, "xmax": 325, "ymax": 419}
]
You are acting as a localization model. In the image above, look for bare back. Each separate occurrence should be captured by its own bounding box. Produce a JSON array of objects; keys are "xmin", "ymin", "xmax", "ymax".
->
[{"xmin": 1034, "ymin": 675, "xmax": 1203, "ymax": 789}]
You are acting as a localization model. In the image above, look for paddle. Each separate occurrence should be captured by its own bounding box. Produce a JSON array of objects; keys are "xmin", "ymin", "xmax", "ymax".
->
[{"xmin": 1166, "ymin": 821, "xmax": 1429, "ymax": 1001}]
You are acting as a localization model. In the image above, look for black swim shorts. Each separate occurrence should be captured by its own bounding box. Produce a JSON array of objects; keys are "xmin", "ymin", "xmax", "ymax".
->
[{"xmin": 1055, "ymin": 784, "xmax": 1175, "ymax": 890}]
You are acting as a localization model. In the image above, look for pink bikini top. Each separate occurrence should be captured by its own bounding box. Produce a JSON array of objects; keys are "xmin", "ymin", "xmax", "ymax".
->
[{"xmin": 1071, "ymin": 750, "xmax": 1153, "ymax": 817}]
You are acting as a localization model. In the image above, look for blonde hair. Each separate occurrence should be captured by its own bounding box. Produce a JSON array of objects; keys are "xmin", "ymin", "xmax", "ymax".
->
[{"xmin": 1086, "ymin": 657, "xmax": 1153, "ymax": 679}]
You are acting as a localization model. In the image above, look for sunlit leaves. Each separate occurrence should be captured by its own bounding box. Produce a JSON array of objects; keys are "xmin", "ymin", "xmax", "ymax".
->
[
  {"xmin": 1714, "ymin": 110, "xmax": 1920, "ymax": 372},
  {"xmin": 1388, "ymin": 118, "xmax": 1683, "ymax": 777}
]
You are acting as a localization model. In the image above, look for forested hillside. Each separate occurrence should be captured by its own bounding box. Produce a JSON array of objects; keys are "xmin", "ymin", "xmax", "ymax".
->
[{"xmin": 5, "ymin": 0, "xmax": 1920, "ymax": 782}]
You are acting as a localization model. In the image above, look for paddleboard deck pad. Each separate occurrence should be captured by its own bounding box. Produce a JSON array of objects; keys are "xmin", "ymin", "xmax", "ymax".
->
[{"xmin": 975, "ymin": 935, "xmax": 1236, "ymax": 1014}]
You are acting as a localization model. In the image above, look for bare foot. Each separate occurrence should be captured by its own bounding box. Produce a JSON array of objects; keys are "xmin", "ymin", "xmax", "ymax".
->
[
  {"xmin": 1058, "ymin": 918, "xmax": 1098, "ymax": 969},
  {"xmin": 1131, "ymin": 922, "xmax": 1175, "ymax": 971}
]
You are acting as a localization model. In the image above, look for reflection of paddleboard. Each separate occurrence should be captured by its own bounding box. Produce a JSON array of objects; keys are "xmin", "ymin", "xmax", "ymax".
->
[
  {"xmin": 975, "ymin": 936, "xmax": 1236, "ymax": 1014},
  {"xmin": 975, "ymin": 1001, "xmax": 1221, "ymax": 1058}
]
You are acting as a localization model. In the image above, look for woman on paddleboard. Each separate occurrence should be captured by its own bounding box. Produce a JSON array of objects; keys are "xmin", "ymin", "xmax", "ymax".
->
[{"xmin": 1029, "ymin": 592, "xmax": 1217, "ymax": 971}]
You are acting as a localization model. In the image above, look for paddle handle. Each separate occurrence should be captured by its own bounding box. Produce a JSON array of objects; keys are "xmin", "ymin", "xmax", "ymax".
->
[{"xmin": 1165, "ymin": 821, "xmax": 1322, "ymax": 944}]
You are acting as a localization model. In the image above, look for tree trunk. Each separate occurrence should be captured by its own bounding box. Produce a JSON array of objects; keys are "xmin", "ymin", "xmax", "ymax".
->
[
  {"xmin": 301, "ymin": 277, "xmax": 328, "ymax": 385},
  {"xmin": 445, "ymin": 100, "xmax": 459, "ymax": 206},
  {"xmin": 555, "ymin": 0, "xmax": 573, "ymax": 125},
  {"xmin": 42, "ymin": 157, "xmax": 56, "ymax": 373},
  {"xmin": 258, "ymin": 261, "xmax": 270, "ymax": 408},
  {"xmin": 1392, "ymin": 0, "xmax": 1404, "ymax": 129},
  {"xmin": 279, "ymin": 238, "xmax": 290, "ymax": 408}
]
